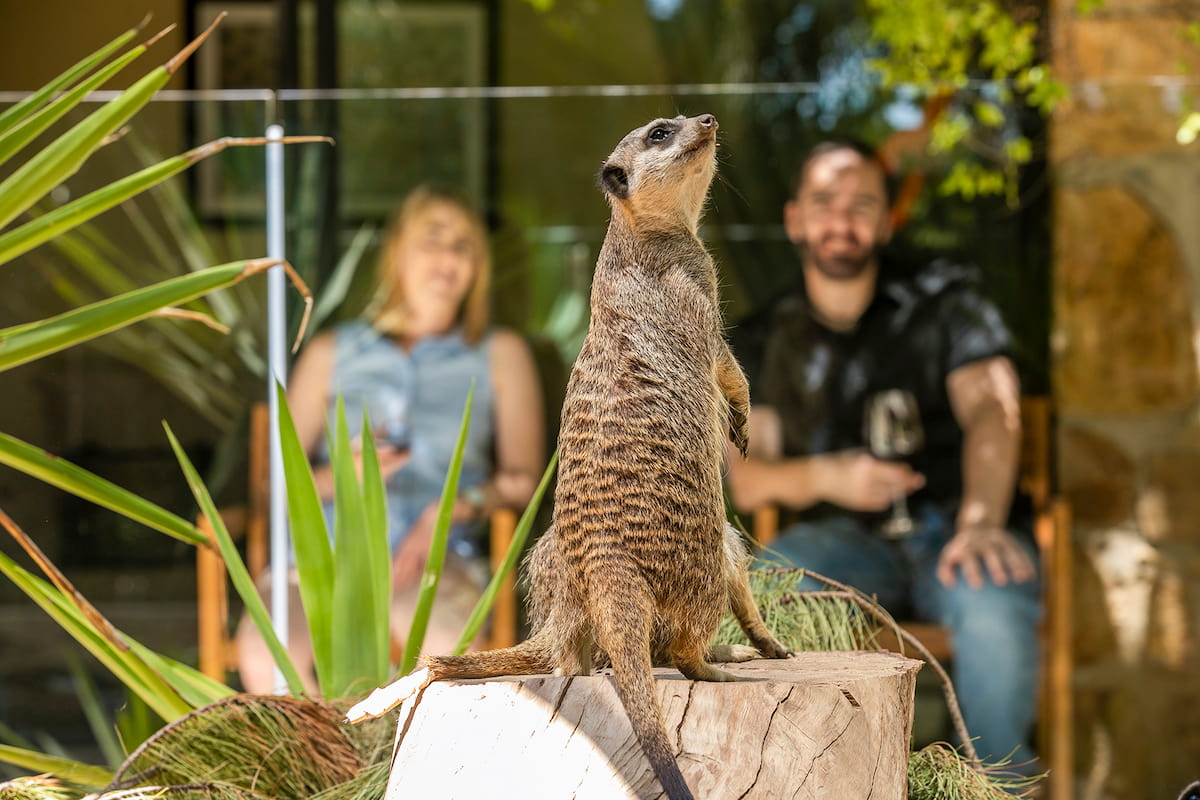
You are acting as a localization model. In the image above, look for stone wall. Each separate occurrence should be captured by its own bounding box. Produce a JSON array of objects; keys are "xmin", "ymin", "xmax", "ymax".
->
[{"xmin": 1049, "ymin": 1, "xmax": 1200, "ymax": 796}]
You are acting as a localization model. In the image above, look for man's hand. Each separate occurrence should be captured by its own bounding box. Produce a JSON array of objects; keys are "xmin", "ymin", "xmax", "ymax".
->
[
  {"xmin": 936, "ymin": 525, "xmax": 1036, "ymax": 589},
  {"xmin": 818, "ymin": 451, "xmax": 925, "ymax": 512}
]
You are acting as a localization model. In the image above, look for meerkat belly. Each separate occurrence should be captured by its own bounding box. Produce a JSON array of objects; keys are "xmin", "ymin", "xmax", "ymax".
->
[{"xmin": 554, "ymin": 318, "xmax": 727, "ymax": 578}]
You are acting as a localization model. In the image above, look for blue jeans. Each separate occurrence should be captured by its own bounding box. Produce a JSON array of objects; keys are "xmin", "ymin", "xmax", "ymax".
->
[{"xmin": 762, "ymin": 507, "xmax": 1042, "ymax": 772}]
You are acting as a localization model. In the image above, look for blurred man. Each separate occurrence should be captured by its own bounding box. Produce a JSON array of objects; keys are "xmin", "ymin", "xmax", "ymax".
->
[{"xmin": 726, "ymin": 140, "xmax": 1040, "ymax": 776}]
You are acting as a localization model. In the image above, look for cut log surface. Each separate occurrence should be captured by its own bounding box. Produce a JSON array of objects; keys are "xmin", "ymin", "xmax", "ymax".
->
[{"xmin": 385, "ymin": 650, "xmax": 922, "ymax": 800}]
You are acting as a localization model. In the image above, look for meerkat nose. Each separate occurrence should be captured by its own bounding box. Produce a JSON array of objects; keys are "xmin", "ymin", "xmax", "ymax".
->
[{"xmin": 697, "ymin": 114, "xmax": 717, "ymax": 128}]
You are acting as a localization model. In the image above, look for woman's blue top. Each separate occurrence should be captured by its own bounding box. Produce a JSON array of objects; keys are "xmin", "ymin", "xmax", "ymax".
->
[{"xmin": 314, "ymin": 319, "xmax": 495, "ymax": 556}]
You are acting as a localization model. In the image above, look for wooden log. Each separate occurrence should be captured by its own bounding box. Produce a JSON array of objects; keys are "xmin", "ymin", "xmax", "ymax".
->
[{"xmin": 385, "ymin": 651, "xmax": 922, "ymax": 799}]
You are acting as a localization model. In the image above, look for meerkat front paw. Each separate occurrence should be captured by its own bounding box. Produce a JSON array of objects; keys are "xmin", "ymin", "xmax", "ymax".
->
[{"xmin": 728, "ymin": 403, "xmax": 749, "ymax": 458}]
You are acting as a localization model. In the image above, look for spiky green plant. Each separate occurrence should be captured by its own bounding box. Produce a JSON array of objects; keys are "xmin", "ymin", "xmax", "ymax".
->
[
  {"xmin": 0, "ymin": 14, "xmax": 551, "ymax": 794},
  {"xmin": 908, "ymin": 742, "xmax": 1042, "ymax": 799}
]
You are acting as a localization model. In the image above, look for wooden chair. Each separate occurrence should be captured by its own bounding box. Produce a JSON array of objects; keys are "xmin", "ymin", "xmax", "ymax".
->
[
  {"xmin": 195, "ymin": 403, "xmax": 522, "ymax": 682},
  {"xmin": 750, "ymin": 396, "xmax": 1073, "ymax": 800}
]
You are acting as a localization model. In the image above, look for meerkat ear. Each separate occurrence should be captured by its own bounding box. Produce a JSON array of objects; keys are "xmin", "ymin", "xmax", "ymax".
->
[{"xmin": 599, "ymin": 163, "xmax": 630, "ymax": 199}]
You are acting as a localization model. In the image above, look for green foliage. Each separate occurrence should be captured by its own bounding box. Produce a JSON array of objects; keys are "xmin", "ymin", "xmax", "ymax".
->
[
  {"xmin": 908, "ymin": 742, "xmax": 1041, "ymax": 799},
  {"xmin": 19, "ymin": 138, "xmax": 370, "ymax": 435},
  {"xmin": 864, "ymin": 0, "xmax": 1063, "ymax": 203},
  {"xmin": 166, "ymin": 420, "xmax": 309, "ymax": 697},
  {"xmin": 454, "ymin": 448, "xmax": 558, "ymax": 654},
  {"xmin": 287, "ymin": 390, "xmax": 394, "ymax": 697},
  {"xmin": 398, "ymin": 384, "xmax": 474, "ymax": 676},
  {"xmin": 712, "ymin": 567, "xmax": 882, "ymax": 652},
  {"xmin": 0, "ymin": 13, "xmax": 386, "ymax": 782}
]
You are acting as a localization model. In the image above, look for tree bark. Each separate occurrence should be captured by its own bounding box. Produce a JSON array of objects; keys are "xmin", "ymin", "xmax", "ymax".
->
[{"xmin": 385, "ymin": 651, "xmax": 922, "ymax": 799}]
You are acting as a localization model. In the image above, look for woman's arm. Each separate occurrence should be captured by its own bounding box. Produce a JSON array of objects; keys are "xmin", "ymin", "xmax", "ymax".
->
[{"xmin": 480, "ymin": 328, "xmax": 546, "ymax": 513}]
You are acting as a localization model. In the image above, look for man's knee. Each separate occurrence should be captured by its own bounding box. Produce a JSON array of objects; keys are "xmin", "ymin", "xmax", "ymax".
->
[{"xmin": 940, "ymin": 580, "xmax": 1041, "ymax": 647}]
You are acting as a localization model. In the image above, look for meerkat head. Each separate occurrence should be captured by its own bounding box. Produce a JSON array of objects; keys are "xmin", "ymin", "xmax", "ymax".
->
[{"xmin": 597, "ymin": 114, "xmax": 718, "ymax": 232}]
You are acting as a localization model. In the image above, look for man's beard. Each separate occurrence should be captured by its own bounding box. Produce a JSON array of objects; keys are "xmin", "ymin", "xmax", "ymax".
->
[{"xmin": 797, "ymin": 235, "xmax": 879, "ymax": 280}]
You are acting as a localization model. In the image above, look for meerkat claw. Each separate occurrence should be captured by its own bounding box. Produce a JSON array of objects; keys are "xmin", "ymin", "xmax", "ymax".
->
[{"xmin": 344, "ymin": 667, "xmax": 432, "ymax": 723}]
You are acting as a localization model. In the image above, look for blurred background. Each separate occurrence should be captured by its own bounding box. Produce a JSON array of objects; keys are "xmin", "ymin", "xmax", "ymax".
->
[{"xmin": 0, "ymin": 1, "xmax": 1196, "ymax": 796}]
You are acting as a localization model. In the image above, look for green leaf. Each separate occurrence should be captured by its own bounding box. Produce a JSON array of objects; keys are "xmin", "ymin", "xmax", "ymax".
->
[
  {"xmin": 0, "ymin": 18, "xmax": 222, "ymax": 232},
  {"xmin": 358, "ymin": 412, "xmax": 393, "ymax": 681},
  {"xmin": 0, "ymin": 45, "xmax": 146, "ymax": 172},
  {"xmin": 0, "ymin": 153, "xmax": 188, "ymax": 267},
  {"xmin": 0, "ymin": 64, "xmax": 170, "ymax": 231},
  {"xmin": 328, "ymin": 396, "xmax": 381, "ymax": 696},
  {"xmin": 275, "ymin": 381, "xmax": 336, "ymax": 688},
  {"xmin": 0, "ymin": 432, "xmax": 205, "ymax": 546},
  {"xmin": 454, "ymin": 450, "xmax": 559, "ymax": 654},
  {"xmin": 973, "ymin": 100, "xmax": 1005, "ymax": 128},
  {"xmin": 1004, "ymin": 137, "xmax": 1034, "ymax": 165},
  {"xmin": 1177, "ymin": 111, "xmax": 1200, "ymax": 145},
  {"xmin": 128, "ymin": 639, "xmax": 235, "ymax": 708},
  {"xmin": 311, "ymin": 223, "xmax": 377, "ymax": 333},
  {"xmin": 400, "ymin": 383, "xmax": 474, "ymax": 675},
  {"xmin": 0, "ymin": 743, "xmax": 112, "ymax": 789},
  {"xmin": 0, "ymin": 260, "xmax": 251, "ymax": 373},
  {"xmin": 164, "ymin": 421, "xmax": 309, "ymax": 697},
  {"xmin": 0, "ymin": 20, "xmax": 142, "ymax": 135},
  {"xmin": 68, "ymin": 658, "xmax": 125, "ymax": 768},
  {"xmin": 0, "ymin": 549, "xmax": 192, "ymax": 721}
]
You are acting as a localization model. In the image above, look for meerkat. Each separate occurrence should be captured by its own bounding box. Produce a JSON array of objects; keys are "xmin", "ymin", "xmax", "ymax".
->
[{"xmin": 347, "ymin": 114, "xmax": 791, "ymax": 800}]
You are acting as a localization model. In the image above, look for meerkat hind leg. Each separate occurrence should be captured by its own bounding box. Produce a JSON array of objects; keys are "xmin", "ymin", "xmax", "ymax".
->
[
  {"xmin": 728, "ymin": 570, "xmax": 792, "ymax": 659},
  {"xmin": 671, "ymin": 632, "xmax": 738, "ymax": 682},
  {"xmin": 552, "ymin": 621, "xmax": 595, "ymax": 677}
]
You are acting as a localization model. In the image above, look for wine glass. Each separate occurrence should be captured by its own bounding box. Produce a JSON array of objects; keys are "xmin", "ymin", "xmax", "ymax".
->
[
  {"xmin": 365, "ymin": 391, "xmax": 411, "ymax": 453},
  {"xmin": 862, "ymin": 389, "xmax": 924, "ymax": 539}
]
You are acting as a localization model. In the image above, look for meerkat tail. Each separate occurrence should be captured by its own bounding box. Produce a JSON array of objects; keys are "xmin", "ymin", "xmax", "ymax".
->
[
  {"xmin": 593, "ymin": 588, "xmax": 695, "ymax": 800},
  {"xmin": 344, "ymin": 635, "xmax": 556, "ymax": 724},
  {"xmin": 420, "ymin": 637, "xmax": 556, "ymax": 680},
  {"xmin": 607, "ymin": 638, "xmax": 694, "ymax": 800},
  {"xmin": 345, "ymin": 667, "xmax": 433, "ymax": 723}
]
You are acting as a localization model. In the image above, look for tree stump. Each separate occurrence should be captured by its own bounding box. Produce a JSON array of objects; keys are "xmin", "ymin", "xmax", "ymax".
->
[{"xmin": 384, "ymin": 651, "xmax": 922, "ymax": 799}]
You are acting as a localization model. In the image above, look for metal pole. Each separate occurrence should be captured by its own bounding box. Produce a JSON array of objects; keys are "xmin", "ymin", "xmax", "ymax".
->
[{"xmin": 265, "ymin": 123, "xmax": 290, "ymax": 695}]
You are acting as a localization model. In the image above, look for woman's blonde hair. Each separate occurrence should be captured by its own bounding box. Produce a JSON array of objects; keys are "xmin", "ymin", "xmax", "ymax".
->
[{"xmin": 367, "ymin": 185, "xmax": 491, "ymax": 344}]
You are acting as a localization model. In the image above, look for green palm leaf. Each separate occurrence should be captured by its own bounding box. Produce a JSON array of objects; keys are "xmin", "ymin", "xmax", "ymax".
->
[
  {"xmin": 0, "ymin": 43, "xmax": 146, "ymax": 171},
  {"xmin": 0, "ymin": 744, "xmax": 112, "ymax": 790},
  {"xmin": 358, "ymin": 413, "xmax": 392, "ymax": 680},
  {"xmin": 0, "ymin": 17, "xmax": 144, "ymax": 134},
  {"xmin": 0, "ymin": 259, "xmax": 273, "ymax": 373},
  {"xmin": 0, "ymin": 16, "xmax": 221, "ymax": 231},
  {"xmin": 0, "ymin": 140, "xmax": 325, "ymax": 268},
  {"xmin": 0, "ymin": 549, "xmax": 192, "ymax": 722},
  {"xmin": 399, "ymin": 383, "xmax": 474, "ymax": 676},
  {"xmin": 275, "ymin": 382, "xmax": 336, "ymax": 692},
  {"xmin": 164, "ymin": 422, "xmax": 308, "ymax": 697},
  {"xmin": 328, "ymin": 396, "xmax": 381, "ymax": 696},
  {"xmin": 0, "ymin": 432, "xmax": 205, "ymax": 546},
  {"xmin": 454, "ymin": 450, "xmax": 558, "ymax": 654}
]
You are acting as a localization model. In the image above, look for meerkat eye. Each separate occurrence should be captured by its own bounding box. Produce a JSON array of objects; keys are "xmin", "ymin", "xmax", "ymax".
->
[{"xmin": 647, "ymin": 126, "xmax": 672, "ymax": 143}]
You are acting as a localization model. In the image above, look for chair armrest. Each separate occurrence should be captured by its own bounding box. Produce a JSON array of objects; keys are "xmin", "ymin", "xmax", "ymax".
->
[
  {"xmin": 488, "ymin": 507, "xmax": 520, "ymax": 649},
  {"xmin": 752, "ymin": 505, "xmax": 780, "ymax": 547}
]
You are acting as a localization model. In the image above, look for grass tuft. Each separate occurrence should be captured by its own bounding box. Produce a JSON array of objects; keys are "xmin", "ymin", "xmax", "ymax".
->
[{"xmin": 908, "ymin": 742, "xmax": 1043, "ymax": 799}]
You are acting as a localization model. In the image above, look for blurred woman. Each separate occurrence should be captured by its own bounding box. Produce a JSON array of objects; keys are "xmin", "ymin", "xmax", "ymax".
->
[{"xmin": 236, "ymin": 185, "xmax": 545, "ymax": 694}]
